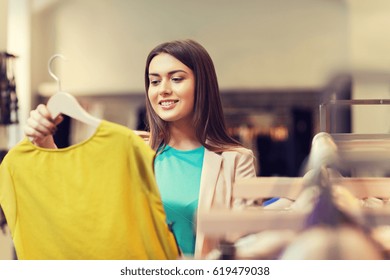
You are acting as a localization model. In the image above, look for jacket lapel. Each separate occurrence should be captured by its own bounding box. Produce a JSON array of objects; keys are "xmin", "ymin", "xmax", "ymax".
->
[{"xmin": 198, "ymin": 149, "xmax": 222, "ymax": 210}]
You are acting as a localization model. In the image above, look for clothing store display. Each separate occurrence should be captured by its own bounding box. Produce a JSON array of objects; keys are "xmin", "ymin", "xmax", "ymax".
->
[
  {"xmin": 0, "ymin": 52, "xmax": 19, "ymax": 125},
  {"xmin": 155, "ymin": 145, "xmax": 204, "ymax": 256},
  {"xmin": 0, "ymin": 120, "xmax": 179, "ymax": 260},
  {"xmin": 197, "ymin": 131, "xmax": 390, "ymax": 260}
]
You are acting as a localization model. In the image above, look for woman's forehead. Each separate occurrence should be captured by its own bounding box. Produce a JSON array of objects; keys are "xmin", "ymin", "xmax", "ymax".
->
[{"xmin": 148, "ymin": 53, "xmax": 191, "ymax": 74}]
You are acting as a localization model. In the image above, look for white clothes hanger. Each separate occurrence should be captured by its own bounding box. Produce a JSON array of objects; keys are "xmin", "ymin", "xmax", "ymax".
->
[{"xmin": 46, "ymin": 54, "xmax": 101, "ymax": 128}]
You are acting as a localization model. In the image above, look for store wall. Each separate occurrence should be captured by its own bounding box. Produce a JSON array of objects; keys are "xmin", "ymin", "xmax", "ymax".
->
[
  {"xmin": 25, "ymin": 0, "xmax": 390, "ymax": 133},
  {"xmin": 6, "ymin": 0, "xmax": 32, "ymax": 143},
  {"xmin": 347, "ymin": 0, "xmax": 390, "ymax": 133},
  {"xmin": 31, "ymin": 0, "xmax": 348, "ymax": 96},
  {"xmin": 0, "ymin": 0, "xmax": 7, "ymax": 50}
]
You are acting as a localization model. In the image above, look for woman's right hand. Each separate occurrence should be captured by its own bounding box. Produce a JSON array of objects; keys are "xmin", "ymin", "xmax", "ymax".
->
[{"xmin": 24, "ymin": 104, "xmax": 64, "ymax": 148}]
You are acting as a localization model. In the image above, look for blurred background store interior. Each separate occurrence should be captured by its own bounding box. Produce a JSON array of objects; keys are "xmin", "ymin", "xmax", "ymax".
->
[
  {"xmin": 2, "ymin": 0, "xmax": 390, "ymax": 260},
  {"xmin": 2, "ymin": 0, "xmax": 390, "ymax": 175}
]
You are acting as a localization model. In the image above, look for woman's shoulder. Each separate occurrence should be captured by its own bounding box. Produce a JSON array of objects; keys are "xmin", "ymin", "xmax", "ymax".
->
[
  {"xmin": 133, "ymin": 130, "xmax": 150, "ymax": 143},
  {"xmin": 215, "ymin": 146, "xmax": 257, "ymax": 176},
  {"xmin": 205, "ymin": 140, "xmax": 253, "ymax": 156},
  {"xmin": 206, "ymin": 146, "xmax": 255, "ymax": 161},
  {"xmin": 222, "ymin": 146, "xmax": 254, "ymax": 157}
]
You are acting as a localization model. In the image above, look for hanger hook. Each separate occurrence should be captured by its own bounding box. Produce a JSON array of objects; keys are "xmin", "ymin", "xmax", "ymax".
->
[{"xmin": 48, "ymin": 54, "xmax": 66, "ymax": 92}]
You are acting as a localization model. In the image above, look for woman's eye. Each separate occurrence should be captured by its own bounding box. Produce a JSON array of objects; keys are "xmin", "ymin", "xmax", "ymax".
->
[
  {"xmin": 150, "ymin": 80, "xmax": 160, "ymax": 85},
  {"xmin": 172, "ymin": 77, "xmax": 183, "ymax": 83}
]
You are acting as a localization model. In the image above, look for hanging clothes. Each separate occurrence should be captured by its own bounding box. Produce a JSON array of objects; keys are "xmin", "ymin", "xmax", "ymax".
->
[{"xmin": 0, "ymin": 120, "xmax": 179, "ymax": 260}]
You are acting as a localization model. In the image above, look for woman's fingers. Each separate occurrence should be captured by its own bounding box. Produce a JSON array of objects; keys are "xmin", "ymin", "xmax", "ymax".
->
[
  {"xmin": 24, "ymin": 104, "xmax": 61, "ymax": 139},
  {"xmin": 25, "ymin": 115, "xmax": 53, "ymax": 137}
]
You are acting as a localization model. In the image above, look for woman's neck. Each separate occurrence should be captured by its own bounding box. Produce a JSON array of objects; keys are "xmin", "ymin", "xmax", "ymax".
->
[{"xmin": 167, "ymin": 121, "xmax": 201, "ymax": 150}]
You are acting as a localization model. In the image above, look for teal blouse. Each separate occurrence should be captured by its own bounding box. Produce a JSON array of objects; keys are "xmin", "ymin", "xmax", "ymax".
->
[{"xmin": 154, "ymin": 145, "xmax": 205, "ymax": 256}]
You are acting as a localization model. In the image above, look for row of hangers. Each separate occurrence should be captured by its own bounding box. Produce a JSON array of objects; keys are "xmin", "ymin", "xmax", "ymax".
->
[
  {"xmin": 198, "ymin": 178, "xmax": 390, "ymax": 237},
  {"xmin": 197, "ymin": 132, "xmax": 390, "ymax": 238}
]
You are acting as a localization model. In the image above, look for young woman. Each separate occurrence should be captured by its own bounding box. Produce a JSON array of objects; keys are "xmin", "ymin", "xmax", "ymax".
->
[{"xmin": 24, "ymin": 39, "xmax": 256, "ymax": 259}]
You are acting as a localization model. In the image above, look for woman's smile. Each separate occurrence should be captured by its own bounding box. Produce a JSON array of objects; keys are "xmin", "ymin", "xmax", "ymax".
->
[{"xmin": 159, "ymin": 99, "xmax": 179, "ymax": 110}]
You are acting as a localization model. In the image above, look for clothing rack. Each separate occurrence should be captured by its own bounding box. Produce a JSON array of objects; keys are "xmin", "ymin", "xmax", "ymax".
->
[
  {"xmin": 234, "ymin": 177, "xmax": 390, "ymax": 200},
  {"xmin": 199, "ymin": 129, "xmax": 390, "ymax": 240},
  {"xmin": 319, "ymin": 99, "xmax": 390, "ymax": 133},
  {"xmin": 319, "ymin": 99, "xmax": 390, "ymax": 174},
  {"xmin": 233, "ymin": 177, "xmax": 304, "ymax": 201},
  {"xmin": 198, "ymin": 209, "xmax": 390, "ymax": 238},
  {"xmin": 198, "ymin": 177, "xmax": 390, "ymax": 238},
  {"xmin": 330, "ymin": 134, "xmax": 390, "ymax": 169},
  {"xmin": 198, "ymin": 209, "xmax": 306, "ymax": 237},
  {"xmin": 198, "ymin": 102, "xmax": 390, "ymax": 258}
]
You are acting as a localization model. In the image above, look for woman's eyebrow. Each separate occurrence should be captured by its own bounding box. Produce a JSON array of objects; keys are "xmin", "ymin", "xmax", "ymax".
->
[{"xmin": 149, "ymin": 70, "xmax": 188, "ymax": 76}]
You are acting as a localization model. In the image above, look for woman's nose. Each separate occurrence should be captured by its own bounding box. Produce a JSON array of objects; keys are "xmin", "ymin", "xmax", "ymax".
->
[{"xmin": 159, "ymin": 80, "xmax": 172, "ymax": 95}]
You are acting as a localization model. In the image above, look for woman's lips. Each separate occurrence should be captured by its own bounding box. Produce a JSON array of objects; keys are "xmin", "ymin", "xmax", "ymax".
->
[{"xmin": 159, "ymin": 100, "xmax": 178, "ymax": 110}]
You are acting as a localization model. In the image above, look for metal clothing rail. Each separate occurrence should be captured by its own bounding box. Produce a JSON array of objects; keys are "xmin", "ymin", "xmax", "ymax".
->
[
  {"xmin": 319, "ymin": 99, "xmax": 390, "ymax": 133},
  {"xmin": 197, "ymin": 208, "xmax": 390, "ymax": 237},
  {"xmin": 234, "ymin": 177, "xmax": 390, "ymax": 200},
  {"xmin": 319, "ymin": 100, "xmax": 390, "ymax": 169}
]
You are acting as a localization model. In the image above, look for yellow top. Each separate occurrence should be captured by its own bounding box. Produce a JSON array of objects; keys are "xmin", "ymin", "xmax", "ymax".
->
[{"xmin": 0, "ymin": 120, "xmax": 179, "ymax": 260}]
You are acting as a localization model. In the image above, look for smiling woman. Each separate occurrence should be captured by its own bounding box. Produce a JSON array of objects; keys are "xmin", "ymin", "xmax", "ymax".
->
[
  {"xmin": 23, "ymin": 39, "xmax": 257, "ymax": 259},
  {"xmin": 147, "ymin": 53, "xmax": 195, "ymax": 127},
  {"xmin": 144, "ymin": 40, "xmax": 256, "ymax": 258}
]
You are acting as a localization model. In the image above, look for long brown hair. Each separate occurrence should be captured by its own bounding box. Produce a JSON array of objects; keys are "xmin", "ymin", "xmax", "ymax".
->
[{"xmin": 144, "ymin": 39, "xmax": 241, "ymax": 152}]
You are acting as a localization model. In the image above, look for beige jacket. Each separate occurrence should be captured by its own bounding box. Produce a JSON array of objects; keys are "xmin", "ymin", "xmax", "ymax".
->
[
  {"xmin": 194, "ymin": 147, "xmax": 256, "ymax": 259},
  {"xmin": 133, "ymin": 131, "xmax": 256, "ymax": 259}
]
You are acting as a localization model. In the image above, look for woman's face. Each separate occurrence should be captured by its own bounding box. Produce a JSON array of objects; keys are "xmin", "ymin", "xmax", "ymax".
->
[{"xmin": 148, "ymin": 53, "xmax": 195, "ymax": 125}]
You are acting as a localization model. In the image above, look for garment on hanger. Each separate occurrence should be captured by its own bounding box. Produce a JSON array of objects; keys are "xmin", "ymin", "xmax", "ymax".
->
[{"xmin": 0, "ymin": 120, "xmax": 179, "ymax": 260}]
